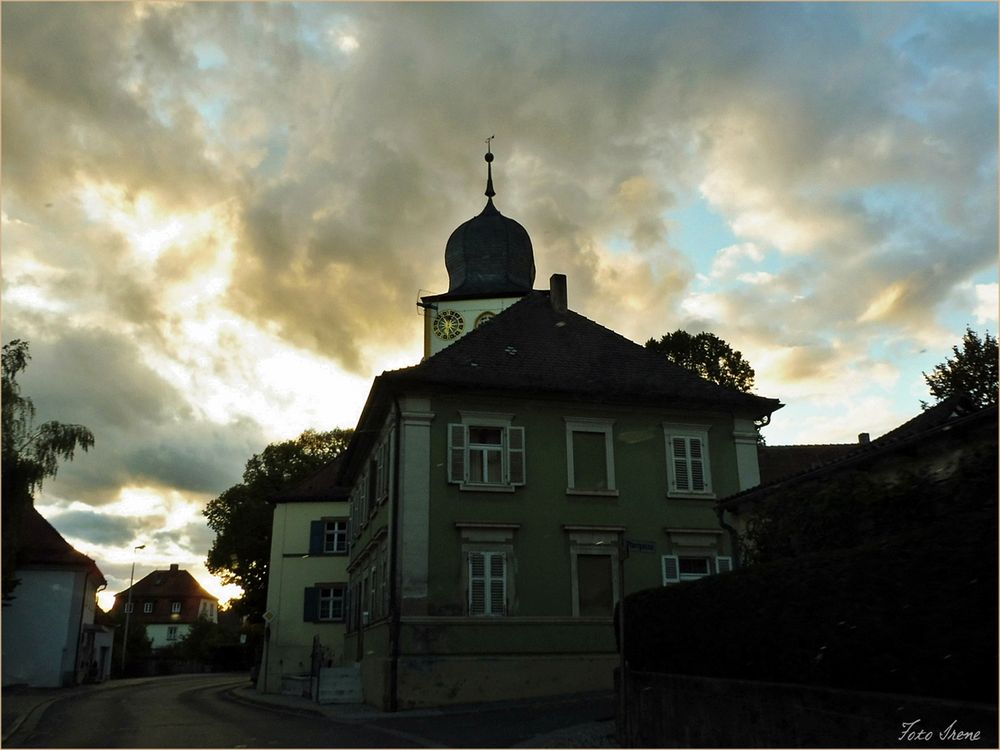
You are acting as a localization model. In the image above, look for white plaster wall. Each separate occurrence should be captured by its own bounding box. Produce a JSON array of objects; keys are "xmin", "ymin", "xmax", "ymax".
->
[
  {"xmin": 146, "ymin": 623, "xmax": 193, "ymax": 649},
  {"xmin": 425, "ymin": 296, "xmax": 525, "ymax": 357},
  {"xmin": 260, "ymin": 500, "xmax": 349, "ymax": 693},
  {"xmin": 2, "ymin": 569, "xmax": 79, "ymax": 687}
]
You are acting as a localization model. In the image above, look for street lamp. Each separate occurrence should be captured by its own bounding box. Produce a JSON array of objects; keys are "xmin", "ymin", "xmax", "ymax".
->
[{"xmin": 121, "ymin": 544, "xmax": 146, "ymax": 674}]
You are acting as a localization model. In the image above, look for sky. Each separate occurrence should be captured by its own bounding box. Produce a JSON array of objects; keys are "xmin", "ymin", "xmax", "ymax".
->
[{"xmin": 2, "ymin": 2, "xmax": 996, "ymax": 611}]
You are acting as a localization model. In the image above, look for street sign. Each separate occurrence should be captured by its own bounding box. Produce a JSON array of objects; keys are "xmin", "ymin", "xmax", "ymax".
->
[
  {"xmin": 626, "ymin": 539, "xmax": 655, "ymax": 553},
  {"xmin": 262, "ymin": 610, "xmax": 275, "ymax": 623}
]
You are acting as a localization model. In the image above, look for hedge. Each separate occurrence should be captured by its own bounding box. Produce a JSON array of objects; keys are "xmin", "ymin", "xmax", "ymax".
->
[{"xmin": 623, "ymin": 503, "xmax": 997, "ymax": 703}]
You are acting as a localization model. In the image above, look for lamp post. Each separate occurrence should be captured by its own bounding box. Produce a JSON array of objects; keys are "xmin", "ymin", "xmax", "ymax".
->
[{"xmin": 121, "ymin": 544, "xmax": 145, "ymax": 674}]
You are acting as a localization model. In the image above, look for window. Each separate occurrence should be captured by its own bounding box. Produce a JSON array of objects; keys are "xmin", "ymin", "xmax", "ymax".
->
[
  {"xmin": 664, "ymin": 425, "xmax": 713, "ymax": 496},
  {"xmin": 143, "ymin": 602, "xmax": 153, "ymax": 614},
  {"xmin": 565, "ymin": 526, "xmax": 622, "ymax": 618},
  {"xmin": 468, "ymin": 551, "xmax": 506, "ymax": 616},
  {"xmin": 310, "ymin": 519, "xmax": 348, "ymax": 555},
  {"xmin": 577, "ymin": 554, "xmax": 614, "ymax": 617},
  {"xmin": 170, "ymin": 601, "xmax": 181, "ymax": 614},
  {"xmin": 662, "ymin": 555, "xmax": 732, "ymax": 585},
  {"xmin": 448, "ymin": 413, "xmax": 525, "ymax": 489},
  {"xmin": 565, "ymin": 418, "xmax": 616, "ymax": 494},
  {"xmin": 124, "ymin": 603, "xmax": 134, "ymax": 614},
  {"xmin": 166, "ymin": 626, "xmax": 178, "ymax": 641},
  {"xmin": 303, "ymin": 585, "xmax": 346, "ymax": 622}
]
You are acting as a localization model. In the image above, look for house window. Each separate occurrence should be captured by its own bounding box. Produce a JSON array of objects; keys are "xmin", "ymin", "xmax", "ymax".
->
[
  {"xmin": 662, "ymin": 555, "xmax": 733, "ymax": 585},
  {"xmin": 170, "ymin": 601, "xmax": 181, "ymax": 614},
  {"xmin": 310, "ymin": 519, "xmax": 348, "ymax": 555},
  {"xmin": 565, "ymin": 526, "xmax": 622, "ymax": 618},
  {"xmin": 664, "ymin": 424, "xmax": 713, "ymax": 496},
  {"xmin": 577, "ymin": 555, "xmax": 614, "ymax": 617},
  {"xmin": 303, "ymin": 585, "xmax": 346, "ymax": 622},
  {"xmin": 468, "ymin": 551, "xmax": 506, "ymax": 616},
  {"xmin": 565, "ymin": 418, "xmax": 616, "ymax": 494},
  {"xmin": 124, "ymin": 603, "xmax": 134, "ymax": 614},
  {"xmin": 448, "ymin": 413, "xmax": 525, "ymax": 489},
  {"xmin": 166, "ymin": 626, "xmax": 178, "ymax": 641},
  {"xmin": 143, "ymin": 602, "xmax": 153, "ymax": 614}
]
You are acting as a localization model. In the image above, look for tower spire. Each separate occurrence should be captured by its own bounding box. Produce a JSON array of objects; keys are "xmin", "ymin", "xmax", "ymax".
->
[{"xmin": 484, "ymin": 134, "xmax": 496, "ymax": 199}]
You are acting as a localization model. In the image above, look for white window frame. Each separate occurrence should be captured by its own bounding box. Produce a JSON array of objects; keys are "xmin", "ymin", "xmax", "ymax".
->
[
  {"xmin": 467, "ymin": 550, "xmax": 507, "ymax": 616},
  {"xmin": 324, "ymin": 519, "xmax": 348, "ymax": 554},
  {"xmin": 661, "ymin": 554, "xmax": 733, "ymax": 585},
  {"xmin": 448, "ymin": 412, "xmax": 525, "ymax": 491},
  {"xmin": 124, "ymin": 603, "xmax": 134, "ymax": 614},
  {"xmin": 143, "ymin": 602, "xmax": 153, "ymax": 614},
  {"xmin": 564, "ymin": 417, "xmax": 617, "ymax": 496},
  {"xmin": 663, "ymin": 423, "xmax": 714, "ymax": 498},
  {"xmin": 166, "ymin": 626, "xmax": 178, "ymax": 641},
  {"xmin": 170, "ymin": 601, "xmax": 182, "ymax": 614},
  {"xmin": 318, "ymin": 585, "xmax": 346, "ymax": 621}
]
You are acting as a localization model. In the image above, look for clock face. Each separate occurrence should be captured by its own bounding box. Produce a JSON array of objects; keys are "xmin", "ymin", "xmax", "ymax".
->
[
  {"xmin": 433, "ymin": 309, "xmax": 465, "ymax": 340},
  {"xmin": 474, "ymin": 311, "xmax": 496, "ymax": 328}
]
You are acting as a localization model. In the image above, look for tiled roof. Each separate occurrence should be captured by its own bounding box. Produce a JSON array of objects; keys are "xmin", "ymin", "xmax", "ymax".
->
[
  {"xmin": 757, "ymin": 443, "xmax": 858, "ymax": 485},
  {"xmin": 384, "ymin": 292, "xmax": 781, "ymax": 416},
  {"xmin": 722, "ymin": 397, "xmax": 997, "ymax": 509},
  {"xmin": 16, "ymin": 506, "xmax": 106, "ymax": 585},
  {"xmin": 272, "ymin": 457, "xmax": 349, "ymax": 503},
  {"xmin": 117, "ymin": 565, "xmax": 217, "ymax": 602}
]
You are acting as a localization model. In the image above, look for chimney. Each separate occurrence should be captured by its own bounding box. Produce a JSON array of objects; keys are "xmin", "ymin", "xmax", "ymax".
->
[
  {"xmin": 169, "ymin": 563, "xmax": 179, "ymax": 572},
  {"xmin": 858, "ymin": 433, "xmax": 870, "ymax": 445},
  {"xmin": 550, "ymin": 273, "xmax": 568, "ymax": 313}
]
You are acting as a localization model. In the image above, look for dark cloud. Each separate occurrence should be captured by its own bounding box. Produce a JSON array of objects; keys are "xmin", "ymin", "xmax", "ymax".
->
[{"xmin": 49, "ymin": 511, "xmax": 138, "ymax": 547}]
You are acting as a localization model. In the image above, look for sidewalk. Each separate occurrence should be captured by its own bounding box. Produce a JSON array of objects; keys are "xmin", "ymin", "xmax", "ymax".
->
[{"xmin": 227, "ymin": 685, "xmax": 619, "ymax": 747}]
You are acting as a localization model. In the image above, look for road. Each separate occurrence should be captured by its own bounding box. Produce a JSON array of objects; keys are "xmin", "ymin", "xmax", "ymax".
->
[
  {"xmin": 5, "ymin": 673, "xmax": 615, "ymax": 748},
  {"xmin": 7, "ymin": 674, "xmax": 420, "ymax": 748}
]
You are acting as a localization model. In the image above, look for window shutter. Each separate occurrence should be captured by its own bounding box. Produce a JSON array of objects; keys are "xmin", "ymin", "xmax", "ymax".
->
[
  {"xmin": 716, "ymin": 556, "xmax": 733, "ymax": 574},
  {"xmin": 662, "ymin": 555, "xmax": 680, "ymax": 585},
  {"xmin": 671, "ymin": 437, "xmax": 690, "ymax": 491},
  {"xmin": 489, "ymin": 552, "xmax": 507, "ymax": 615},
  {"xmin": 468, "ymin": 552, "xmax": 486, "ymax": 615},
  {"xmin": 507, "ymin": 427, "xmax": 525, "ymax": 485},
  {"xmin": 689, "ymin": 438, "xmax": 706, "ymax": 492},
  {"xmin": 309, "ymin": 521, "xmax": 324, "ymax": 555},
  {"xmin": 303, "ymin": 587, "xmax": 320, "ymax": 622},
  {"xmin": 448, "ymin": 424, "xmax": 467, "ymax": 483}
]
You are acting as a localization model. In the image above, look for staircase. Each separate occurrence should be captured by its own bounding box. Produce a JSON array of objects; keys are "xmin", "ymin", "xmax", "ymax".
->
[{"xmin": 316, "ymin": 664, "xmax": 363, "ymax": 704}]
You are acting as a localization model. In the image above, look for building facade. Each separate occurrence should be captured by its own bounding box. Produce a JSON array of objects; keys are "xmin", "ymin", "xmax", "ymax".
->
[
  {"xmin": 2, "ymin": 507, "xmax": 112, "ymax": 687},
  {"xmin": 330, "ymin": 151, "xmax": 782, "ymax": 709},
  {"xmin": 259, "ymin": 460, "xmax": 351, "ymax": 694}
]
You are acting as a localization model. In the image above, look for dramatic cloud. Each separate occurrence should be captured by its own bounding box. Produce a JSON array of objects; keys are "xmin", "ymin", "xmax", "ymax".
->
[{"xmin": 3, "ymin": 2, "xmax": 995, "ymax": 600}]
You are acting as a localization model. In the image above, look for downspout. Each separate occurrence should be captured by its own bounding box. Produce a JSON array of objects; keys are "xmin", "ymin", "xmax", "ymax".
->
[
  {"xmin": 715, "ymin": 505, "xmax": 742, "ymax": 569},
  {"xmin": 387, "ymin": 395, "xmax": 403, "ymax": 712},
  {"xmin": 72, "ymin": 569, "xmax": 93, "ymax": 686}
]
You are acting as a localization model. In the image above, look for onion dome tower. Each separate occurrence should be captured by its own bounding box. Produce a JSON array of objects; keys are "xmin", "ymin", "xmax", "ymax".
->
[{"xmin": 421, "ymin": 140, "xmax": 537, "ymax": 357}]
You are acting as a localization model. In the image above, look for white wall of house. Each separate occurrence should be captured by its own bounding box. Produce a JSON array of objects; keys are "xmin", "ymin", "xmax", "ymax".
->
[
  {"xmin": 260, "ymin": 500, "xmax": 349, "ymax": 694},
  {"xmin": 146, "ymin": 623, "xmax": 194, "ymax": 649},
  {"xmin": 2, "ymin": 568, "xmax": 84, "ymax": 687}
]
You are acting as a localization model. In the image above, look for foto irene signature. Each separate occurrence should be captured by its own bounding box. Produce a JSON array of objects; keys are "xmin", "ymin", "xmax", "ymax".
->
[{"xmin": 899, "ymin": 720, "xmax": 982, "ymax": 742}]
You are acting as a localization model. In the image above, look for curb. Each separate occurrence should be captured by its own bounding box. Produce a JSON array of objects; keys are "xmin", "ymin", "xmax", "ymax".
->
[
  {"xmin": 222, "ymin": 687, "xmax": 328, "ymax": 720},
  {"xmin": 2, "ymin": 697, "xmax": 59, "ymax": 745}
]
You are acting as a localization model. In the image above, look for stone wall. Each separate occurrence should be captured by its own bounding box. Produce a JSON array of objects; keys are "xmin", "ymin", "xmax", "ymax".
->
[{"xmin": 619, "ymin": 671, "xmax": 998, "ymax": 748}]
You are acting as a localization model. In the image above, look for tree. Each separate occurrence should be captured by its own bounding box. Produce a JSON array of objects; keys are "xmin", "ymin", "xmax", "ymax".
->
[
  {"xmin": 2, "ymin": 339, "xmax": 95, "ymax": 599},
  {"xmin": 204, "ymin": 428, "xmax": 352, "ymax": 621},
  {"xmin": 645, "ymin": 330, "xmax": 756, "ymax": 393},
  {"xmin": 922, "ymin": 327, "xmax": 998, "ymax": 410}
]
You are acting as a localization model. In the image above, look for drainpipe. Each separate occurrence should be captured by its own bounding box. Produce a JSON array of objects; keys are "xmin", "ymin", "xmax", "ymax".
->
[
  {"xmin": 387, "ymin": 396, "xmax": 403, "ymax": 712},
  {"xmin": 715, "ymin": 505, "xmax": 742, "ymax": 569},
  {"xmin": 73, "ymin": 570, "xmax": 93, "ymax": 686}
]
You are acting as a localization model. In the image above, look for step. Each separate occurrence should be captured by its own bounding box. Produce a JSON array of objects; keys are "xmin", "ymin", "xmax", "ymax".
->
[{"xmin": 317, "ymin": 665, "xmax": 362, "ymax": 704}]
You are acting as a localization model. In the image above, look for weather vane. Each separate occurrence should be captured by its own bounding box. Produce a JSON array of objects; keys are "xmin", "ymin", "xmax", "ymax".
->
[
  {"xmin": 484, "ymin": 134, "xmax": 496, "ymax": 198},
  {"xmin": 485, "ymin": 134, "xmax": 495, "ymax": 154}
]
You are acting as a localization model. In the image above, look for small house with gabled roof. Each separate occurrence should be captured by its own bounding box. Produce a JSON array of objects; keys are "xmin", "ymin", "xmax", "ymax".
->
[
  {"xmin": 2, "ymin": 506, "xmax": 112, "ymax": 687},
  {"xmin": 111, "ymin": 564, "xmax": 218, "ymax": 649},
  {"xmin": 329, "ymin": 148, "xmax": 782, "ymax": 709}
]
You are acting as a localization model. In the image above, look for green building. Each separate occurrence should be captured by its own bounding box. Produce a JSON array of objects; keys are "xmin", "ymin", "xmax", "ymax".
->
[{"xmin": 332, "ymin": 151, "xmax": 782, "ymax": 709}]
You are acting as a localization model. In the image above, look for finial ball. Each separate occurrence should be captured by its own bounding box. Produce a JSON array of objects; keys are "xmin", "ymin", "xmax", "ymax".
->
[{"xmin": 485, "ymin": 152, "xmax": 494, "ymax": 163}]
